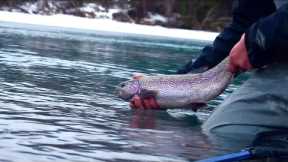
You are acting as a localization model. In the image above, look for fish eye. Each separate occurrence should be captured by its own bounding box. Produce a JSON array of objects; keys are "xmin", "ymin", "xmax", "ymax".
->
[{"xmin": 119, "ymin": 82, "xmax": 126, "ymax": 88}]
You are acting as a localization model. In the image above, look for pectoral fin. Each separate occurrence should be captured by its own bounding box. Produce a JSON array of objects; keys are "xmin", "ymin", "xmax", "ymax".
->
[
  {"xmin": 139, "ymin": 89, "xmax": 158, "ymax": 99},
  {"xmin": 189, "ymin": 103, "xmax": 207, "ymax": 112}
]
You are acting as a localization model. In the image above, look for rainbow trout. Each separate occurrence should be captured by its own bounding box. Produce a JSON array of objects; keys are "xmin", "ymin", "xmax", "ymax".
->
[{"xmin": 117, "ymin": 58, "xmax": 233, "ymax": 109}]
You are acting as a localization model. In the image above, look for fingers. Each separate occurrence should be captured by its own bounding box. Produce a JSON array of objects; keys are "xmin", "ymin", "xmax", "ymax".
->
[
  {"xmin": 143, "ymin": 97, "xmax": 160, "ymax": 109},
  {"xmin": 130, "ymin": 95, "xmax": 143, "ymax": 109},
  {"xmin": 228, "ymin": 53, "xmax": 239, "ymax": 73},
  {"xmin": 129, "ymin": 95, "xmax": 160, "ymax": 109}
]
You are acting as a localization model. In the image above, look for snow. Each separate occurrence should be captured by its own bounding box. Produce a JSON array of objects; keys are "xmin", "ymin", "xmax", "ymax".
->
[
  {"xmin": 20, "ymin": 2, "xmax": 38, "ymax": 14},
  {"xmin": 0, "ymin": 11, "xmax": 218, "ymax": 41},
  {"xmin": 80, "ymin": 3, "xmax": 102, "ymax": 13},
  {"xmin": 80, "ymin": 3, "xmax": 122, "ymax": 19},
  {"xmin": 146, "ymin": 12, "xmax": 168, "ymax": 23}
]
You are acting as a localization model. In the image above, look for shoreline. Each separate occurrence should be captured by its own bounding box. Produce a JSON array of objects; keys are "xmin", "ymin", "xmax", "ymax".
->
[{"xmin": 0, "ymin": 11, "xmax": 218, "ymax": 42}]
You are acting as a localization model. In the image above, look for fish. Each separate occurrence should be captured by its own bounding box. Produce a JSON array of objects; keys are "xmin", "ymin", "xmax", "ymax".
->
[{"xmin": 116, "ymin": 58, "xmax": 233, "ymax": 109}]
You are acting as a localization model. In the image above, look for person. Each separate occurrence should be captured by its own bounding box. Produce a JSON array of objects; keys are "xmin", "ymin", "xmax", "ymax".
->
[{"xmin": 130, "ymin": 0, "xmax": 288, "ymax": 136}]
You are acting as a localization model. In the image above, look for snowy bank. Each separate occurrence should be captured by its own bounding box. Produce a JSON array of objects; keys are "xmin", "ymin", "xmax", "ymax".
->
[{"xmin": 0, "ymin": 11, "xmax": 218, "ymax": 41}]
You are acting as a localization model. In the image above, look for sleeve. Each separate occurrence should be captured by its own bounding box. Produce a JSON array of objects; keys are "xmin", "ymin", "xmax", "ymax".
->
[
  {"xmin": 245, "ymin": 3, "xmax": 288, "ymax": 68},
  {"xmin": 197, "ymin": 0, "xmax": 276, "ymax": 69}
]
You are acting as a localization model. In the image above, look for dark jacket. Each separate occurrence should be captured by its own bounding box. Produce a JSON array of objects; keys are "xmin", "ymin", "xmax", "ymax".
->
[
  {"xmin": 178, "ymin": 0, "xmax": 285, "ymax": 74},
  {"xmin": 246, "ymin": 2, "xmax": 288, "ymax": 68}
]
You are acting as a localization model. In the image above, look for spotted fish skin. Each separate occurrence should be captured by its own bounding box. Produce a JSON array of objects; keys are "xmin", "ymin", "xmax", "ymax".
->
[{"xmin": 117, "ymin": 58, "xmax": 233, "ymax": 109}]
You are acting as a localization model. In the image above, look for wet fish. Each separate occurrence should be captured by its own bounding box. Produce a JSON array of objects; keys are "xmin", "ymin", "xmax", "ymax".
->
[{"xmin": 117, "ymin": 58, "xmax": 233, "ymax": 109}]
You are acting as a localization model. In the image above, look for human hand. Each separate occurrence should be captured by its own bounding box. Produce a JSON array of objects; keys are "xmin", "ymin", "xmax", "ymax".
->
[
  {"xmin": 129, "ymin": 95, "xmax": 160, "ymax": 109},
  {"xmin": 129, "ymin": 73, "xmax": 160, "ymax": 109},
  {"xmin": 228, "ymin": 34, "xmax": 253, "ymax": 73}
]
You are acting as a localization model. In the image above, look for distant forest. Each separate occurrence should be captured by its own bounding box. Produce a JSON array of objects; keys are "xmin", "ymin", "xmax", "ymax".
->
[{"xmin": 0, "ymin": 0, "xmax": 233, "ymax": 32}]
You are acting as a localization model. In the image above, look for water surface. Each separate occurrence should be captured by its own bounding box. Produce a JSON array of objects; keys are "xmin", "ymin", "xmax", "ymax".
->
[{"xmin": 0, "ymin": 23, "xmax": 245, "ymax": 162}]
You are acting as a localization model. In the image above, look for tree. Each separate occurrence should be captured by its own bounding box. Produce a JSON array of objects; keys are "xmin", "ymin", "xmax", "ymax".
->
[{"xmin": 37, "ymin": 0, "xmax": 48, "ymax": 11}]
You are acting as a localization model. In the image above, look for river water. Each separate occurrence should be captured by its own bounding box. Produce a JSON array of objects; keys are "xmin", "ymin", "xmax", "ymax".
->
[{"xmin": 0, "ymin": 23, "xmax": 246, "ymax": 162}]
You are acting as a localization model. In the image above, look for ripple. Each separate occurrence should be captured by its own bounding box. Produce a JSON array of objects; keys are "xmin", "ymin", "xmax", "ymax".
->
[{"xmin": 0, "ymin": 24, "xmax": 245, "ymax": 162}]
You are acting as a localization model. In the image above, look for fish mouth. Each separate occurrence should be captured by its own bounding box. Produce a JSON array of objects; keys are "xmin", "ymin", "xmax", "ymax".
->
[
  {"xmin": 119, "ymin": 92, "xmax": 134, "ymax": 101},
  {"xmin": 115, "ymin": 87, "xmax": 134, "ymax": 101},
  {"xmin": 122, "ymin": 95, "xmax": 133, "ymax": 101}
]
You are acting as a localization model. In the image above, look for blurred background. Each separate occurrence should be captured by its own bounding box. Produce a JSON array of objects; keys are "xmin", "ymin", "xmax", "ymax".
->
[{"xmin": 0, "ymin": 0, "xmax": 232, "ymax": 32}]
